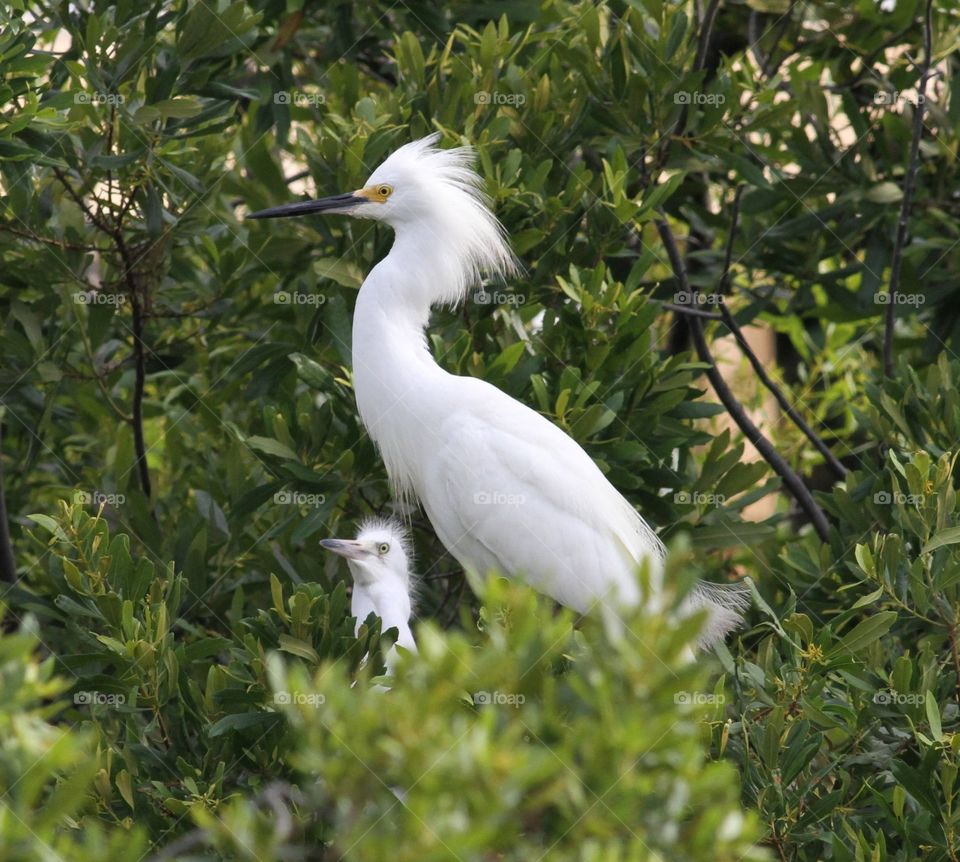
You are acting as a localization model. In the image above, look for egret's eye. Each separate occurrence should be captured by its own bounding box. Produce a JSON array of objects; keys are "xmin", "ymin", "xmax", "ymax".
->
[
  {"xmin": 378, "ymin": 542, "xmax": 390, "ymax": 555},
  {"xmin": 376, "ymin": 184, "xmax": 392, "ymax": 198}
]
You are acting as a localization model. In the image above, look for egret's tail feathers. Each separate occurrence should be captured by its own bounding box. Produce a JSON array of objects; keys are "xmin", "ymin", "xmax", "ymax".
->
[{"xmin": 682, "ymin": 579, "xmax": 752, "ymax": 649}]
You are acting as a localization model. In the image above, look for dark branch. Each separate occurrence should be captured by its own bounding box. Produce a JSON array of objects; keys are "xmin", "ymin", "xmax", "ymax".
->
[
  {"xmin": 53, "ymin": 168, "xmax": 153, "ymax": 501},
  {"xmin": 53, "ymin": 168, "xmax": 114, "ymax": 234},
  {"xmin": 711, "ymin": 188, "xmax": 847, "ymax": 480},
  {"xmin": 662, "ymin": 302, "xmax": 723, "ymax": 320},
  {"xmin": 664, "ymin": 0, "xmax": 721, "ymax": 154},
  {"xmin": 693, "ymin": 0, "xmax": 722, "ymax": 73},
  {"xmin": 117, "ymin": 241, "xmax": 152, "ymax": 501},
  {"xmin": 754, "ymin": 2, "xmax": 798, "ymax": 80},
  {"xmin": 656, "ymin": 214, "xmax": 832, "ymax": 542},
  {"xmin": 883, "ymin": 0, "xmax": 935, "ymax": 377}
]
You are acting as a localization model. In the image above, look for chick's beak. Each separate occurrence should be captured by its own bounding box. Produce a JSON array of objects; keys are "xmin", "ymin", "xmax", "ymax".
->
[
  {"xmin": 246, "ymin": 192, "xmax": 364, "ymax": 220},
  {"xmin": 319, "ymin": 538, "xmax": 368, "ymax": 560}
]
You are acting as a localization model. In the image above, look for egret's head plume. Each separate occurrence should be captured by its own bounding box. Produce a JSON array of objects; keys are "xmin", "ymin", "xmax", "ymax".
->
[
  {"xmin": 247, "ymin": 133, "xmax": 519, "ymax": 307},
  {"xmin": 320, "ymin": 517, "xmax": 416, "ymax": 595},
  {"xmin": 362, "ymin": 133, "xmax": 520, "ymax": 305}
]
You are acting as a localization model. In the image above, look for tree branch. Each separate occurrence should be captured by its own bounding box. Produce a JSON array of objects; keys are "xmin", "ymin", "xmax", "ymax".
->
[
  {"xmin": 693, "ymin": 0, "xmax": 722, "ymax": 73},
  {"xmin": 0, "ymin": 223, "xmax": 108, "ymax": 252},
  {"xmin": 663, "ymin": 302, "xmax": 723, "ymax": 320},
  {"xmin": 711, "ymin": 188, "xmax": 847, "ymax": 480},
  {"xmin": 119, "ymin": 243, "xmax": 152, "ymax": 501},
  {"xmin": 883, "ymin": 0, "xmax": 935, "ymax": 377},
  {"xmin": 663, "ymin": 0, "xmax": 721, "ymax": 157},
  {"xmin": 54, "ymin": 168, "xmax": 153, "ymax": 500},
  {"xmin": 53, "ymin": 167, "xmax": 115, "ymax": 234},
  {"xmin": 656, "ymin": 214, "xmax": 832, "ymax": 541},
  {"xmin": 752, "ymin": 2, "xmax": 798, "ymax": 80}
]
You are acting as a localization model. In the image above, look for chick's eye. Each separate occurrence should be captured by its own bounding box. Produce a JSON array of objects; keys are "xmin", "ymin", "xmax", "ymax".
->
[{"xmin": 378, "ymin": 542, "xmax": 390, "ymax": 555}]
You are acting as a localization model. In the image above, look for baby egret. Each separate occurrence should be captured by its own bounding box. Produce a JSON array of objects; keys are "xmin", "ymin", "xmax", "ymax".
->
[
  {"xmin": 320, "ymin": 519, "xmax": 417, "ymax": 664},
  {"xmin": 251, "ymin": 135, "xmax": 747, "ymax": 647}
]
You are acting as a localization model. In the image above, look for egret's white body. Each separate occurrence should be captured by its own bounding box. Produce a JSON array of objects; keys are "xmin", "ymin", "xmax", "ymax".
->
[
  {"xmin": 251, "ymin": 135, "xmax": 747, "ymax": 646},
  {"xmin": 320, "ymin": 519, "xmax": 417, "ymax": 666}
]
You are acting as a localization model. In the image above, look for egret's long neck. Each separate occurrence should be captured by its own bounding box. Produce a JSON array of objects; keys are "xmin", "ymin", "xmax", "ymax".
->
[{"xmin": 352, "ymin": 227, "xmax": 454, "ymax": 497}]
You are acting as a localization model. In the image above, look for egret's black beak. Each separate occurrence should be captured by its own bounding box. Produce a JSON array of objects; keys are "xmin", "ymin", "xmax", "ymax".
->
[{"xmin": 246, "ymin": 192, "xmax": 363, "ymax": 220}]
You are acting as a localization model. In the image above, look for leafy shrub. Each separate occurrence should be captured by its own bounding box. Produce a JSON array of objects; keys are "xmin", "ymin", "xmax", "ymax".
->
[{"xmin": 1, "ymin": 0, "xmax": 958, "ymax": 858}]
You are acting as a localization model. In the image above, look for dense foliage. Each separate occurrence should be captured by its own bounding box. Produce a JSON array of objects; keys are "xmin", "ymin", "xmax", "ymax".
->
[{"xmin": 0, "ymin": 0, "xmax": 958, "ymax": 858}]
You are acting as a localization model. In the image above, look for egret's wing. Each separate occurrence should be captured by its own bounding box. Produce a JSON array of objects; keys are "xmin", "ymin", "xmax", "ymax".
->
[{"xmin": 419, "ymin": 380, "xmax": 663, "ymax": 612}]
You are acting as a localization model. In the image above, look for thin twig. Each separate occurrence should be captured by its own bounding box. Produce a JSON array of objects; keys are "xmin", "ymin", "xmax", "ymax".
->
[
  {"xmin": 0, "ymin": 223, "xmax": 108, "ymax": 252},
  {"xmin": 757, "ymin": 2, "xmax": 798, "ymax": 80},
  {"xmin": 711, "ymin": 188, "xmax": 847, "ymax": 480},
  {"xmin": 53, "ymin": 167, "xmax": 114, "ymax": 234},
  {"xmin": 825, "ymin": 26, "xmax": 914, "ymax": 93},
  {"xmin": 883, "ymin": 0, "xmax": 935, "ymax": 377},
  {"xmin": 656, "ymin": 214, "xmax": 831, "ymax": 541}
]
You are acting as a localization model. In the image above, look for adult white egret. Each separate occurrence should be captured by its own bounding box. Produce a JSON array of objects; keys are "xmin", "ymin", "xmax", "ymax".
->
[
  {"xmin": 320, "ymin": 519, "xmax": 418, "ymax": 665},
  {"xmin": 251, "ymin": 134, "xmax": 747, "ymax": 647}
]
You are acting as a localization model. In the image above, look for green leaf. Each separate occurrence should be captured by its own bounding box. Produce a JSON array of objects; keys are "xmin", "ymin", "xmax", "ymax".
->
[
  {"xmin": 488, "ymin": 341, "xmax": 527, "ymax": 376},
  {"xmin": 865, "ymin": 182, "xmax": 903, "ymax": 204},
  {"xmin": 27, "ymin": 514, "xmax": 67, "ymax": 540},
  {"xmin": 207, "ymin": 712, "xmax": 281, "ymax": 738},
  {"xmin": 116, "ymin": 769, "xmax": 135, "ymax": 810},
  {"xmin": 314, "ymin": 257, "xmax": 363, "ymax": 289},
  {"xmin": 278, "ymin": 634, "xmax": 321, "ymax": 663},
  {"xmin": 246, "ymin": 436, "xmax": 299, "ymax": 461},
  {"xmin": 925, "ymin": 691, "xmax": 943, "ymax": 742},
  {"xmin": 828, "ymin": 611, "xmax": 897, "ymax": 658},
  {"xmin": 921, "ymin": 526, "xmax": 960, "ymax": 554}
]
